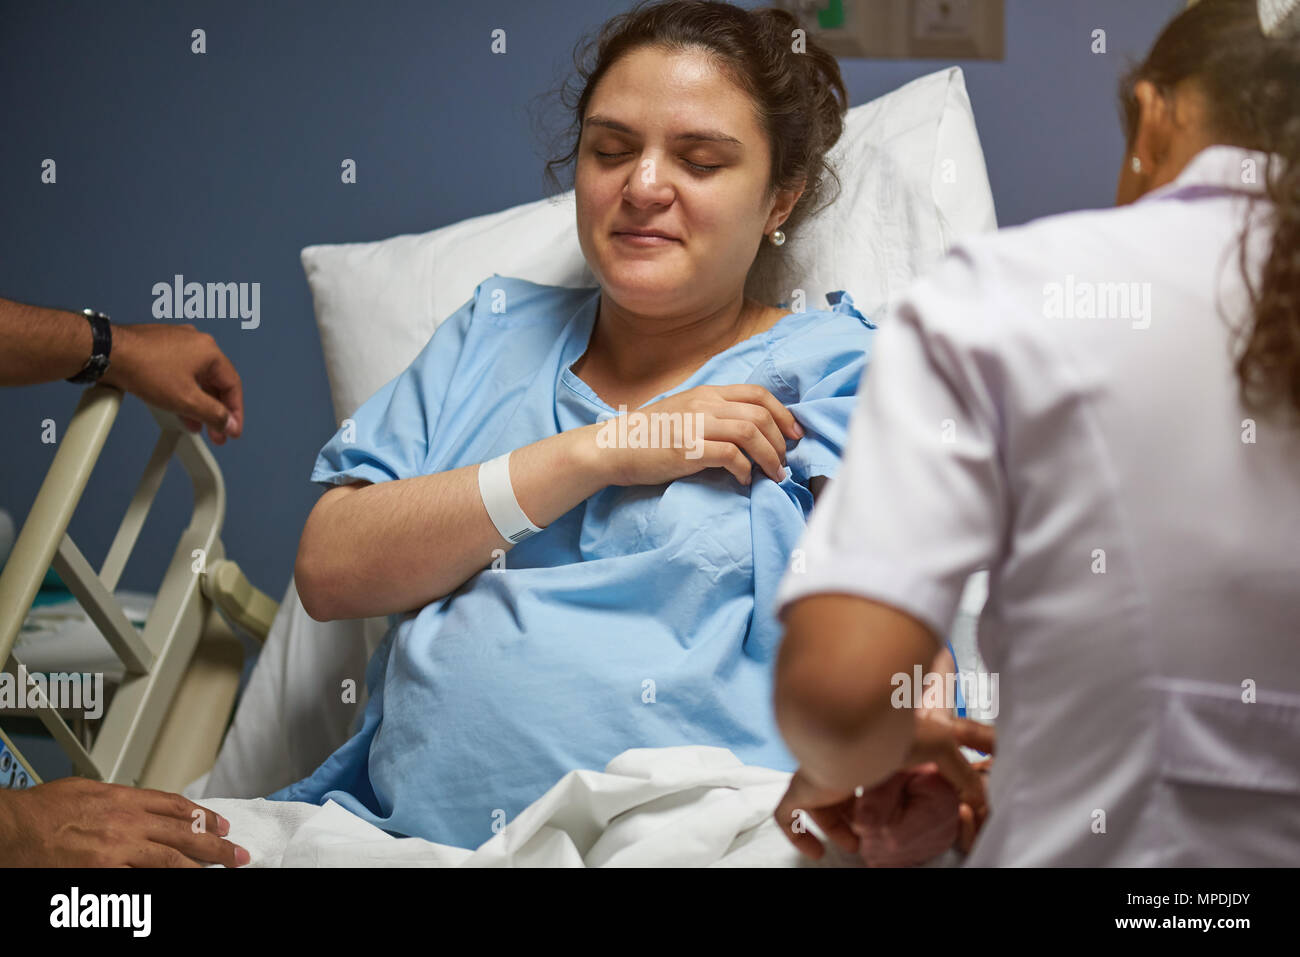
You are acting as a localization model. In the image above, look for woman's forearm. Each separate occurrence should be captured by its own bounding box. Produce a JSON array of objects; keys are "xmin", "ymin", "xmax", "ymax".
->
[{"xmin": 296, "ymin": 423, "xmax": 608, "ymax": 620}]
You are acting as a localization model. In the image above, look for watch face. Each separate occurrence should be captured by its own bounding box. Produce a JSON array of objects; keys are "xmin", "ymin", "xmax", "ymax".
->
[{"xmin": 68, "ymin": 353, "xmax": 109, "ymax": 384}]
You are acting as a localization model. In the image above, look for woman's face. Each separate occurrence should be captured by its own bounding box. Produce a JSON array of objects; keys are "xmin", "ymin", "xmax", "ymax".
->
[{"xmin": 574, "ymin": 45, "xmax": 794, "ymax": 318}]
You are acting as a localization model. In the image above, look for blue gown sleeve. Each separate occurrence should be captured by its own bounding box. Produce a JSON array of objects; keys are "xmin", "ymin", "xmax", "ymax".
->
[
  {"xmin": 773, "ymin": 292, "xmax": 877, "ymax": 488},
  {"xmin": 745, "ymin": 294, "xmax": 875, "ymax": 663},
  {"xmin": 310, "ymin": 296, "xmax": 475, "ymax": 487}
]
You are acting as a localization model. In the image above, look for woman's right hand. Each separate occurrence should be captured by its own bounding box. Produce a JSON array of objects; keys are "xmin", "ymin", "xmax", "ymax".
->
[{"xmin": 591, "ymin": 384, "xmax": 804, "ymax": 488}]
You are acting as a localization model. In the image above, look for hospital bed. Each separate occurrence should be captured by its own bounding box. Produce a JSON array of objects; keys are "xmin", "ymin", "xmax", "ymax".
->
[
  {"xmin": 0, "ymin": 386, "xmax": 277, "ymax": 792},
  {"xmin": 1, "ymin": 67, "xmax": 997, "ymax": 863}
]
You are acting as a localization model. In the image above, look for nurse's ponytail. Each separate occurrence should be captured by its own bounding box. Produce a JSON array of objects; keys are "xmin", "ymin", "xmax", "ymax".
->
[{"xmin": 1122, "ymin": 0, "xmax": 1300, "ymax": 417}]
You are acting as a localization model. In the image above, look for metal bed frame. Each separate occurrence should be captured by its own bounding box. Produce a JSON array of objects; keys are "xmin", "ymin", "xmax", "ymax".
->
[{"xmin": 0, "ymin": 384, "xmax": 277, "ymax": 793}]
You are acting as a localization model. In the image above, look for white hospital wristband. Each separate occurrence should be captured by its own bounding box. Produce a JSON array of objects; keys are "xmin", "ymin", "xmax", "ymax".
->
[{"xmin": 477, "ymin": 451, "xmax": 544, "ymax": 544}]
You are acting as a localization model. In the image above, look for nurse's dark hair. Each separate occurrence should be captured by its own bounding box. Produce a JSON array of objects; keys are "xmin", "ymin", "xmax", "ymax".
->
[
  {"xmin": 1120, "ymin": 0, "xmax": 1300, "ymax": 416},
  {"xmin": 542, "ymin": 0, "xmax": 848, "ymax": 240}
]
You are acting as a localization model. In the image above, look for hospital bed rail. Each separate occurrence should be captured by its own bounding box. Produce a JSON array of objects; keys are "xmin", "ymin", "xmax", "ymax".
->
[{"xmin": 0, "ymin": 384, "xmax": 278, "ymax": 792}]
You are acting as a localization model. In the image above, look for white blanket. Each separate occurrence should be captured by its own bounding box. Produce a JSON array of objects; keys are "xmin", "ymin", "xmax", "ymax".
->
[{"xmin": 202, "ymin": 746, "xmax": 869, "ymax": 868}]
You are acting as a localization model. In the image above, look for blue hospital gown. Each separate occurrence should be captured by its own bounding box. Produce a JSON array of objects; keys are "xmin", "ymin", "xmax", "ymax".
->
[{"xmin": 272, "ymin": 276, "xmax": 875, "ymax": 849}]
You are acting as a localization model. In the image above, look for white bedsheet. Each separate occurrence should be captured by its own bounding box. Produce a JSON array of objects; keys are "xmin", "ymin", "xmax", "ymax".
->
[{"xmin": 202, "ymin": 745, "xmax": 871, "ymax": 868}]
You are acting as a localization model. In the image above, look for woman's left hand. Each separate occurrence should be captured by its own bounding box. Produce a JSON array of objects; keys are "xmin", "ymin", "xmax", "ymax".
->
[
  {"xmin": 776, "ymin": 760, "xmax": 988, "ymax": 866},
  {"xmin": 851, "ymin": 764, "xmax": 962, "ymax": 866},
  {"xmin": 773, "ymin": 768, "xmax": 860, "ymax": 861},
  {"xmin": 775, "ymin": 711, "xmax": 995, "ymax": 863}
]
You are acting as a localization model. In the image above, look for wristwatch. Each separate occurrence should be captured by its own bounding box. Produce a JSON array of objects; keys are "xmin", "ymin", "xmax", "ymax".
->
[{"xmin": 66, "ymin": 308, "xmax": 112, "ymax": 384}]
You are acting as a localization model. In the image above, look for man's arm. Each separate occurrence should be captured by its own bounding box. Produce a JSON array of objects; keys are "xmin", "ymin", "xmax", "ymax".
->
[
  {"xmin": 0, "ymin": 297, "xmax": 94, "ymax": 386},
  {"xmin": 0, "ymin": 296, "xmax": 243, "ymax": 444}
]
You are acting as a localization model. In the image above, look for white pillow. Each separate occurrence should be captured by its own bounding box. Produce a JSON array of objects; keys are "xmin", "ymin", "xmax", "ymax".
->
[
  {"xmin": 757, "ymin": 64, "xmax": 998, "ymax": 314},
  {"xmin": 302, "ymin": 66, "xmax": 995, "ymax": 425}
]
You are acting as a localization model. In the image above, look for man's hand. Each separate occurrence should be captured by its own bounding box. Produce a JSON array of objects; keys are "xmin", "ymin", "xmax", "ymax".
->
[
  {"xmin": 102, "ymin": 323, "xmax": 244, "ymax": 445},
  {"xmin": 0, "ymin": 777, "xmax": 251, "ymax": 867}
]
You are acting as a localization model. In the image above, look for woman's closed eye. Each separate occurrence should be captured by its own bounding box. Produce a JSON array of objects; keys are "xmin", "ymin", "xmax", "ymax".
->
[
  {"xmin": 683, "ymin": 159, "xmax": 721, "ymax": 173},
  {"xmin": 594, "ymin": 150, "xmax": 721, "ymax": 174}
]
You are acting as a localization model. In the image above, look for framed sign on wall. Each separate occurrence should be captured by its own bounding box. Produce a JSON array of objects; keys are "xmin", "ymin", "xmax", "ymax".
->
[{"xmin": 777, "ymin": 0, "xmax": 1005, "ymax": 60}]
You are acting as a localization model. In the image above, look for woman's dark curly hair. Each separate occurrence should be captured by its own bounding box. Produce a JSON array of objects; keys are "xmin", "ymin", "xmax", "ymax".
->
[
  {"xmin": 1121, "ymin": 0, "xmax": 1300, "ymax": 417},
  {"xmin": 543, "ymin": 0, "xmax": 848, "ymax": 252}
]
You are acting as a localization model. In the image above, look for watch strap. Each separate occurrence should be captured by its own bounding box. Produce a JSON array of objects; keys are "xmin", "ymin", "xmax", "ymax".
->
[{"xmin": 66, "ymin": 309, "xmax": 112, "ymax": 385}]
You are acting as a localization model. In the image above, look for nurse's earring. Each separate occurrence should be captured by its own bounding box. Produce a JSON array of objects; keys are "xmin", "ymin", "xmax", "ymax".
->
[
  {"xmin": 1130, "ymin": 155, "xmax": 1143, "ymax": 174},
  {"xmin": 769, "ymin": 229, "xmax": 786, "ymax": 247}
]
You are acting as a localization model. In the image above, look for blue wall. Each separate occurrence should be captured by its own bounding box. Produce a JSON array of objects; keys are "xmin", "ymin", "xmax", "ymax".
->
[{"xmin": 0, "ymin": 0, "xmax": 1184, "ymax": 608}]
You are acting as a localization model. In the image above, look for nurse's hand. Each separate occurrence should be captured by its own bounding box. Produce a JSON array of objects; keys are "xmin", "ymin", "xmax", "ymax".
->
[
  {"xmin": 861, "ymin": 712, "xmax": 994, "ymax": 863},
  {"xmin": 775, "ymin": 711, "xmax": 995, "ymax": 863},
  {"xmin": 0, "ymin": 777, "xmax": 252, "ymax": 867},
  {"xmin": 849, "ymin": 713, "xmax": 994, "ymax": 865},
  {"xmin": 905, "ymin": 710, "xmax": 994, "ymax": 816},
  {"xmin": 596, "ymin": 384, "xmax": 804, "ymax": 488}
]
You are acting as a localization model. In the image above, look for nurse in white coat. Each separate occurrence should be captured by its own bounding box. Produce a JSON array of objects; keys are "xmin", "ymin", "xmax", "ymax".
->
[{"xmin": 773, "ymin": 0, "xmax": 1300, "ymax": 866}]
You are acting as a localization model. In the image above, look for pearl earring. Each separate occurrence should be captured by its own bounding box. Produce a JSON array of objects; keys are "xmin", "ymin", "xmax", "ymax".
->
[
  {"xmin": 769, "ymin": 229, "xmax": 786, "ymax": 247},
  {"xmin": 1131, "ymin": 156, "xmax": 1143, "ymax": 174}
]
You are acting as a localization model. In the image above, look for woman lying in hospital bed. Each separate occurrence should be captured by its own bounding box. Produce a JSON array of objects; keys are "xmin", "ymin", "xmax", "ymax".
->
[{"xmin": 270, "ymin": 0, "xmax": 986, "ymax": 855}]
